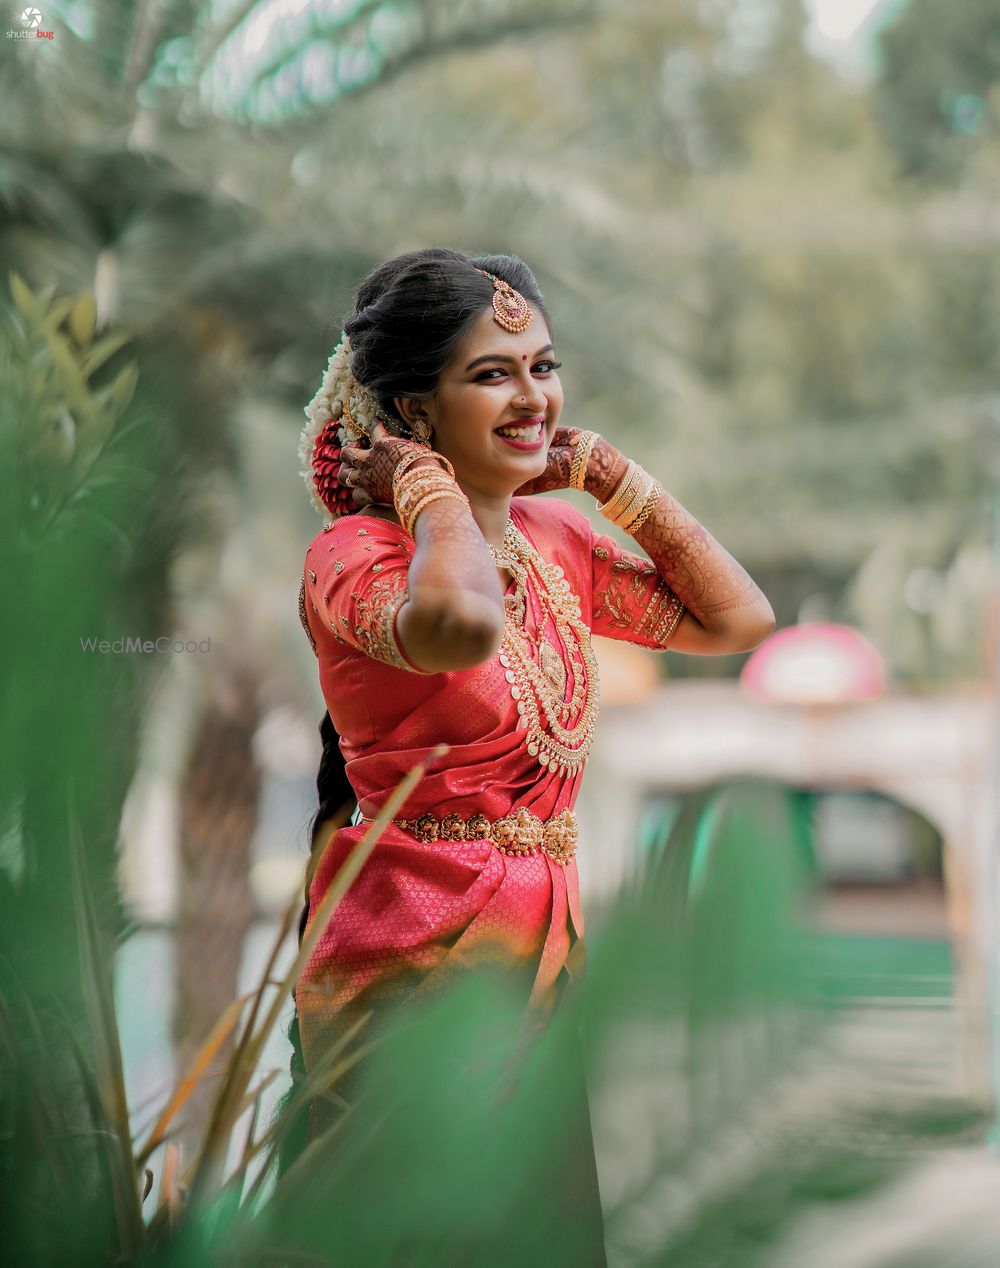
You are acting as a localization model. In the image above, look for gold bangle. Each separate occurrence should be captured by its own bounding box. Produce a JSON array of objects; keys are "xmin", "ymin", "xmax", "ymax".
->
[
  {"xmin": 394, "ymin": 466, "xmax": 456, "ymax": 503},
  {"xmin": 404, "ymin": 488, "xmax": 469, "ymax": 537},
  {"xmin": 391, "ymin": 451, "xmax": 455, "ymax": 503},
  {"xmin": 396, "ymin": 467, "xmax": 469, "ymax": 535},
  {"xmin": 393, "ymin": 464, "xmax": 458, "ymax": 510},
  {"xmin": 621, "ymin": 480, "xmax": 663, "ymax": 534},
  {"xmin": 395, "ymin": 469, "xmax": 461, "ymax": 522},
  {"xmin": 596, "ymin": 460, "xmax": 636, "ymax": 517},
  {"xmin": 570, "ymin": 430, "xmax": 601, "ymax": 492},
  {"xmin": 613, "ymin": 471, "xmax": 655, "ymax": 530},
  {"xmin": 391, "ymin": 451, "xmax": 432, "ymax": 494},
  {"xmin": 399, "ymin": 487, "xmax": 462, "ymax": 538},
  {"xmin": 597, "ymin": 460, "xmax": 643, "ymax": 522}
]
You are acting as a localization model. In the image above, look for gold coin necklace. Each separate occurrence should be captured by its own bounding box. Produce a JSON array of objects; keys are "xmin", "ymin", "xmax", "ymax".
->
[{"xmin": 487, "ymin": 517, "xmax": 600, "ymax": 775}]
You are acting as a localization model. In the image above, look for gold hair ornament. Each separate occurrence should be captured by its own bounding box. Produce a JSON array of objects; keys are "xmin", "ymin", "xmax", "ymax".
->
[{"xmin": 474, "ymin": 268, "xmax": 533, "ymax": 333}]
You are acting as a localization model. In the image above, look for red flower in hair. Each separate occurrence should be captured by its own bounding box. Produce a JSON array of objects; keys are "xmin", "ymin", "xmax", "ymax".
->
[{"xmin": 311, "ymin": 419, "xmax": 359, "ymax": 519}]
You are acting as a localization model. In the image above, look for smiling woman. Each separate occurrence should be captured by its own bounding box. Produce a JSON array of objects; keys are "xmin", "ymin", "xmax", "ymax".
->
[{"xmin": 284, "ymin": 246, "xmax": 773, "ymax": 1261}]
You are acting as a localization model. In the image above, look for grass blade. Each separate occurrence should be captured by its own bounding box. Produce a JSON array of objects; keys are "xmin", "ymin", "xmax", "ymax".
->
[
  {"xmin": 68, "ymin": 798, "xmax": 145, "ymax": 1259},
  {"xmin": 189, "ymin": 744, "xmax": 448, "ymax": 1203}
]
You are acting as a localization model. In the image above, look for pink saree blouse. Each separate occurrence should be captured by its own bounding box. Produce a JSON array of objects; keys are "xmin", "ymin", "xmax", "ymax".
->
[{"xmin": 296, "ymin": 495, "xmax": 684, "ymax": 1071}]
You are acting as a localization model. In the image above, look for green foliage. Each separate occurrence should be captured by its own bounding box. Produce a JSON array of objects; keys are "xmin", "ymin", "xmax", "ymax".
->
[
  {"xmin": 4, "ymin": 0, "xmax": 994, "ymax": 686},
  {"xmin": 1, "ymin": 13, "xmax": 996, "ymax": 1258},
  {"xmin": 7, "ymin": 272, "xmax": 139, "ymax": 539},
  {"xmin": 874, "ymin": 0, "xmax": 1000, "ymax": 182},
  {"xmin": 2, "ymin": 777, "xmax": 989, "ymax": 1266}
]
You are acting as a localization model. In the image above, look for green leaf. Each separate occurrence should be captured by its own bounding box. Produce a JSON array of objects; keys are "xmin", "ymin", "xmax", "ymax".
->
[
  {"xmin": 135, "ymin": 991, "xmax": 256, "ymax": 1167},
  {"xmin": 43, "ymin": 328, "xmax": 94, "ymax": 419},
  {"xmin": 108, "ymin": 361, "xmax": 139, "ymax": 418},
  {"xmin": 70, "ymin": 402, "xmax": 120, "ymax": 481},
  {"xmin": 189, "ymin": 744, "xmax": 449, "ymax": 1206},
  {"xmin": 68, "ymin": 801, "xmax": 145, "ymax": 1260},
  {"xmin": 80, "ymin": 329, "xmax": 132, "ymax": 379},
  {"xmin": 37, "ymin": 296, "xmax": 76, "ymax": 342},
  {"xmin": 68, "ymin": 292, "xmax": 97, "ymax": 348},
  {"xmin": 9, "ymin": 271, "xmax": 36, "ymax": 327}
]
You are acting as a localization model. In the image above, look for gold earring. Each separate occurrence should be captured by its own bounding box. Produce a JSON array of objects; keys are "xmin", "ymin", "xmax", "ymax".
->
[{"xmin": 409, "ymin": 417, "xmax": 432, "ymax": 445}]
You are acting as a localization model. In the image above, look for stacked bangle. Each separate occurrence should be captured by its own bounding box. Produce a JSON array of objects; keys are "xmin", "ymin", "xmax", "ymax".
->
[
  {"xmin": 569, "ymin": 430, "xmax": 601, "ymax": 492},
  {"xmin": 598, "ymin": 459, "xmax": 644, "ymax": 522},
  {"xmin": 620, "ymin": 480, "xmax": 663, "ymax": 534},
  {"xmin": 597, "ymin": 459, "xmax": 662, "ymax": 533},
  {"xmin": 392, "ymin": 454, "xmax": 470, "ymax": 537},
  {"xmin": 390, "ymin": 449, "xmax": 455, "ymax": 498}
]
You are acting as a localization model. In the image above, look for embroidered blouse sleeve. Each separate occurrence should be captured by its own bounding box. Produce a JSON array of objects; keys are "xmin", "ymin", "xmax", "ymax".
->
[
  {"xmin": 300, "ymin": 520, "xmax": 433, "ymax": 673},
  {"xmin": 589, "ymin": 523, "xmax": 686, "ymax": 651}
]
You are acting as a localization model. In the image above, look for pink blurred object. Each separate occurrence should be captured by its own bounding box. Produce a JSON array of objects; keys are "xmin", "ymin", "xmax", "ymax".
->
[{"xmin": 740, "ymin": 621, "xmax": 886, "ymax": 703}]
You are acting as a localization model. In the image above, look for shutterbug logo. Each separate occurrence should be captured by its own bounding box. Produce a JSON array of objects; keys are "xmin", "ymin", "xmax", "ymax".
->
[{"xmin": 8, "ymin": 6, "xmax": 54, "ymax": 38}]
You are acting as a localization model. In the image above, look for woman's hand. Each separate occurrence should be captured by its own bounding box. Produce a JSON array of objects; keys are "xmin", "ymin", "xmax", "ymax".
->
[
  {"xmin": 337, "ymin": 419, "xmax": 438, "ymax": 508},
  {"xmin": 512, "ymin": 426, "xmax": 630, "ymax": 502},
  {"xmin": 511, "ymin": 426, "xmax": 580, "ymax": 496}
]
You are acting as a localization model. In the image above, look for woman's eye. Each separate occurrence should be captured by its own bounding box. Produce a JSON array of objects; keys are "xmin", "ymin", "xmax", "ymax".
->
[{"xmin": 476, "ymin": 359, "xmax": 562, "ymax": 381}]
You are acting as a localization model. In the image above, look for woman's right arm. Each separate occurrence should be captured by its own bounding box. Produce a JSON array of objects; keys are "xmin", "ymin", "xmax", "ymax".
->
[
  {"xmin": 337, "ymin": 423, "xmax": 504, "ymax": 673},
  {"xmin": 395, "ymin": 467, "xmax": 505, "ymax": 672}
]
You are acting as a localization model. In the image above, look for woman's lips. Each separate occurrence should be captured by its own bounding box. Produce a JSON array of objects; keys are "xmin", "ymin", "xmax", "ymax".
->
[{"xmin": 494, "ymin": 420, "xmax": 545, "ymax": 451}]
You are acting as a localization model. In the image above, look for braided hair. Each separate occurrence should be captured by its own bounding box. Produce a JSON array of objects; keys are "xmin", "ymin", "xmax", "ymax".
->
[{"xmin": 276, "ymin": 248, "xmax": 551, "ymax": 1174}]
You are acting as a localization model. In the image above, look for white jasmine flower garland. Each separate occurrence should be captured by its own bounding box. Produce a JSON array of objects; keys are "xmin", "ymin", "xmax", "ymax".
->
[{"xmin": 298, "ymin": 332, "xmax": 385, "ymax": 518}]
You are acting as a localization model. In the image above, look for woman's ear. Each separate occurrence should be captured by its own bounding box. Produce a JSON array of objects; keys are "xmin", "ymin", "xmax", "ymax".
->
[
  {"xmin": 392, "ymin": 395, "xmax": 422, "ymax": 428},
  {"xmin": 392, "ymin": 396, "xmax": 434, "ymax": 444}
]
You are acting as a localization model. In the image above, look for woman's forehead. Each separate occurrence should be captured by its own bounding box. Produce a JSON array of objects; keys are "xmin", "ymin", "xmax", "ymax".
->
[{"xmin": 451, "ymin": 304, "xmax": 550, "ymax": 364}]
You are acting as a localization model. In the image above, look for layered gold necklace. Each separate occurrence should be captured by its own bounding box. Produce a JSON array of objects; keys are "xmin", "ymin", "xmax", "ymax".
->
[{"xmin": 487, "ymin": 517, "xmax": 600, "ymax": 775}]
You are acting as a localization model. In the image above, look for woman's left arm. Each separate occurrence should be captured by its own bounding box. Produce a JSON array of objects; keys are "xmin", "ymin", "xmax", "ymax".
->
[{"xmin": 583, "ymin": 437, "xmax": 776, "ymax": 655}]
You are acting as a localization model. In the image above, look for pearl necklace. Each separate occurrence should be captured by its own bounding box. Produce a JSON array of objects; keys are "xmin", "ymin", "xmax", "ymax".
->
[{"xmin": 487, "ymin": 518, "xmax": 600, "ymax": 775}]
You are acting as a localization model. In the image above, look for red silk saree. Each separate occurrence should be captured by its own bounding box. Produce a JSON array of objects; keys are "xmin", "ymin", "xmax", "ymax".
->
[
  {"xmin": 297, "ymin": 494, "xmax": 684, "ymax": 1062},
  {"xmin": 296, "ymin": 494, "xmax": 684, "ymax": 1258}
]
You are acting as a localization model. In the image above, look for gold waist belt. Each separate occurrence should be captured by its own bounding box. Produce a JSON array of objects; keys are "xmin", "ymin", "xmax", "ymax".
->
[{"xmin": 361, "ymin": 807, "xmax": 579, "ymax": 867}]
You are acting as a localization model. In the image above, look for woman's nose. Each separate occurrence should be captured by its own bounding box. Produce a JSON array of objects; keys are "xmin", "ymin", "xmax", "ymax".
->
[{"xmin": 514, "ymin": 376, "xmax": 547, "ymax": 409}]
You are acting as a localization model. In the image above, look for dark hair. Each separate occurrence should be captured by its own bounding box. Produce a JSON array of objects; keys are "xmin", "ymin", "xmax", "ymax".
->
[
  {"xmin": 275, "ymin": 247, "xmax": 551, "ymax": 1174},
  {"xmin": 345, "ymin": 246, "xmax": 552, "ymax": 431}
]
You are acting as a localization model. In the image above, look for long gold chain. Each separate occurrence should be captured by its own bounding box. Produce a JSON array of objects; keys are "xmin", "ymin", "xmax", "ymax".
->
[{"xmin": 488, "ymin": 518, "xmax": 600, "ymax": 775}]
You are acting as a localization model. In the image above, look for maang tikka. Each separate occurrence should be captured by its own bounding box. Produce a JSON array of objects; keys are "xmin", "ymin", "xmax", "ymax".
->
[{"xmin": 475, "ymin": 268, "xmax": 533, "ymax": 333}]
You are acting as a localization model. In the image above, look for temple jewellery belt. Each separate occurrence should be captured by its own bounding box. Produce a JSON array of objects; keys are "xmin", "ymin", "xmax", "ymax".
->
[{"xmin": 356, "ymin": 806, "xmax": 580, "ymax": 867}]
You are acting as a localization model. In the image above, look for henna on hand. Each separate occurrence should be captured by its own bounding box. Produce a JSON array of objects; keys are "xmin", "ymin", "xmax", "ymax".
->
[
  {"xmin": 588, "ymin": 441, "xmax": 770, "ymax": 631},
  {"xmin": 511, "ymin": 427, "xmax": 580, "ymax": 496},
  {"xmin": 582, "ymin": 436, "xmax": 630, "ymax": 504},
  {"xmin": 337, "ymin": 419, "xmax": 439, "ymax": 507},
  {"xmin": 339, "ymin": 421, "xmax": 505, "ymax": 626},
  {"xmin": 628, "ymin": 486, "xmax": 764, "ymax": 625}
]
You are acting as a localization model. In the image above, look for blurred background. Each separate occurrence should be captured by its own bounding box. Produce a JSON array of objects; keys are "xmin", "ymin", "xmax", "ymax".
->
[{"xmin": 2, "ymin": 1, "xmax": 999, "ymax": 1264}]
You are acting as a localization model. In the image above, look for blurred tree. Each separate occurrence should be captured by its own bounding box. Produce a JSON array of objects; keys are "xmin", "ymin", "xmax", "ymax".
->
[
  {"xmin": 2, "ymin": 0, "xmax": 996, "ymax": 1154},
  {"xmin": 873, "ymin": 0, "xmax": 1000, "ymax": 183},
  {"xmin": 1, "ymin": 0, "xmax": 653, "ymax": 1141},
  {"xmin": 2, "ymin": 6, "xmax": 997, "ymax": 1255}
]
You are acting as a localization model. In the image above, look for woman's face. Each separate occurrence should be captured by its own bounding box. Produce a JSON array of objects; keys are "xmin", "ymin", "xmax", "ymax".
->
[{"xmin": 396, "ymin": 303, "xmax": 563, "ymax": 498}]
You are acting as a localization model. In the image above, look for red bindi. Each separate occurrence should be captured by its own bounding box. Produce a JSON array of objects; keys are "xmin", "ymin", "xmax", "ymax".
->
[{"xmin": 522, "ymin": 354, "xmax": 528, "ymax": 360}]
